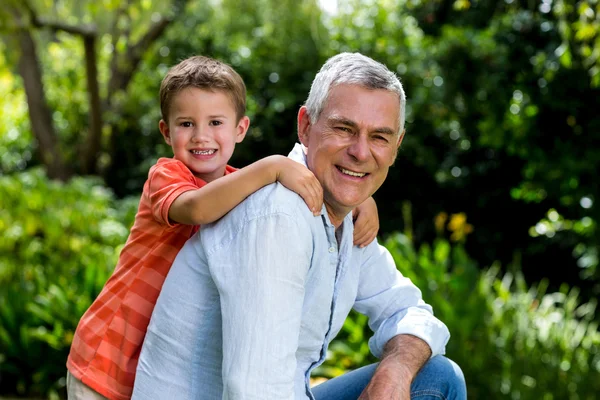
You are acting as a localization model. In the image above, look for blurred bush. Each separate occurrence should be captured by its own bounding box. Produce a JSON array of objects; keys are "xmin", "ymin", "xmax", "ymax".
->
[
  {"xmin": 1, "ymin": 170, "xmax": 598, "ymax": 399},
  {"xmin": 0, "ymin": 168, "xmax": 138, "ymax": 398},
  {"xmin": 314, "ymin": 232, "xmax": 600, "ymax": 400}
]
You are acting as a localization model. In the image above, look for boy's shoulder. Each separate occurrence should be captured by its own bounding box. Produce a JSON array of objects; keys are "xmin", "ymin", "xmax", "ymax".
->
[
  {"xmin": 143, "ymin": 158, "xmax": 200, "ymax": 197},
  {"xmin": 148, "ymin": 157, "xmax": 237, "ymax": 179},
  {"xmin": 149, "ymin": 157, "xmax": 191, "ymax": 176},
  {"xmin": 149, "ymin": 157, "xmax": 192, "ymax": 174}
]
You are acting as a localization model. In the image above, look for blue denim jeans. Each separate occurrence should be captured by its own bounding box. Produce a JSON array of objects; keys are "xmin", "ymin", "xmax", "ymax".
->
[{"xmin": 312, "ymin": 356, "xmax": 466, "ymax": 400}]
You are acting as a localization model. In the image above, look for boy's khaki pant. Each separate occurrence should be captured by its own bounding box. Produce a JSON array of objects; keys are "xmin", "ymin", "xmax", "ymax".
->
[{"xmin": 66, "ymin": 371, "xmax": 108, "ymax": 400}]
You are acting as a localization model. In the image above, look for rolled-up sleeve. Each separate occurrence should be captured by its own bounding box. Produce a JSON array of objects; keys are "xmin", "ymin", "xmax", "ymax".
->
[
  {"xmin": 353, "ymin": 243, "xmax": 450, "ymax": 359},
  {"xmin": 207, "ymin": 212, "xmax": 312, "ymax": 400}
]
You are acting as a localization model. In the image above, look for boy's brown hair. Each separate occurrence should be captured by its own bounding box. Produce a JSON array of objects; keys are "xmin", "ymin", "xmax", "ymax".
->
[{"xmin": 159, "ymin": 55, "xmax": 246, "ymax": 123}]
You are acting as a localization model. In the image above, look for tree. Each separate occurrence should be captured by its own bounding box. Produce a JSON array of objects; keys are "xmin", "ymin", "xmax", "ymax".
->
[{"xmin": 0, "ymin": 0, "xmax": 189, "ymax": 180}]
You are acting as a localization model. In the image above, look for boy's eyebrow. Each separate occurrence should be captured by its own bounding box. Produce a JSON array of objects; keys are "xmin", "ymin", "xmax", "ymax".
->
[
  {"xmin": 328, "ymin": 116, "xmax": 396, "ymax": 136},
  {"xmin": 174, "ymin": 114, "xmax": 229, "ymax": 120}
]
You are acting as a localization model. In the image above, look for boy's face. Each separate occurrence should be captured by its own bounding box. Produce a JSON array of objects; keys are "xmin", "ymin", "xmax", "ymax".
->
[{"xmin": 159, "ymin": 87, "xmax": 249, "ymax": 182}]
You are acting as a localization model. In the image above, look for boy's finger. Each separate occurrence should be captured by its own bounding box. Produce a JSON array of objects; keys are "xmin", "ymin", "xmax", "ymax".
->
[
  {"xmin": 306, "ymin": 184, "xmax": 321, "ymax": 214},
  {"xmin": 353, "ymin": 230, "xmax": 367, "ymax": 246}
]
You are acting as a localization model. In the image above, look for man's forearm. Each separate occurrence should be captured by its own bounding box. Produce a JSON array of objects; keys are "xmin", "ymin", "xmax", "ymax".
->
[{"xmin": 358, "ymin": 334, "xmax": 431, "ymax": 399}]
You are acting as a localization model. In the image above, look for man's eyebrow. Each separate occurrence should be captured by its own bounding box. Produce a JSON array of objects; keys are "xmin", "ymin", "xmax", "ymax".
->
[
  {"xmin": 328, "ymin": 116, "xmax": 396, "ymax": 136},
  {"xmin": 372, "ymin": 127, "xmax": 396, "ymax": 136},
  {"xmin": 328, "ymin": 116, "xmax": 358, "ymax": 129}
]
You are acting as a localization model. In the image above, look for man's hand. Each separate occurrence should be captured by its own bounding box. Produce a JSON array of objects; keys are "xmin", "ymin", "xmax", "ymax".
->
[
  {"xmin": 358, "ymin": 335, "xmax": 431, "ymax": 399},
  {"xmin": 353, "ymin": 197, "xmax": 379, "ymax": 247}
]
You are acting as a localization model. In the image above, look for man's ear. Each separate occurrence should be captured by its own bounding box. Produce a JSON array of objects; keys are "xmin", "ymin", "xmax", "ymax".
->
[
  {"xmin": 391, "ymin": 129, "xmax": 406, "ymax": 163},
  {"xmin": 297, "ymin": 106, "xmax": 311, "ymax": 146},
  {"xmin": 397, "ymin": 129, "xmax": 406, "ymax": 149},
  {"xmin": 235, "ymin": 116, "xmax": 250, "ymax": 143},
  {"xmin": 159, "ymin": 120, "xmax": 171, "ymax": 145}
]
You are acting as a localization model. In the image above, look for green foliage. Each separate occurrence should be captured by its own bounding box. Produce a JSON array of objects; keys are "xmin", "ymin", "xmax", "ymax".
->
[
  {"xmin": 0, "ymin": 170, "xmax": 598, "ymax": 399},
  {"xmin": 1, "ymin": 0, "xmax": 600, "ymax": 396},
  {"xmin": 315, "ymin": 233, "xmax": 600, "ymax": 399},
  {"xmin": 0, "ymin": 168, "xmax": 137, "ymax": 398},
  {"xmin": 0, "ymin": 41, "xmax": 32, "ymax": 175},
  {"xmin": 2, "ymin": 0, "xmax": 599, "ymax": 290}
]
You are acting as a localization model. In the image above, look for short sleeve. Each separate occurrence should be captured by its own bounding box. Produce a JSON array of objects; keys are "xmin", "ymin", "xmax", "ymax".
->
[{"xmin": 147, "ymin": 159, "xmax": 203, "ymax": 227}]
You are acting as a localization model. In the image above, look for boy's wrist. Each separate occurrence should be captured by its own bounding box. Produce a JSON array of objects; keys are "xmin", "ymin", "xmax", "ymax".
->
[{"xmin": 265, "ymin": 154, "xmax": 287, "ymax": 181}]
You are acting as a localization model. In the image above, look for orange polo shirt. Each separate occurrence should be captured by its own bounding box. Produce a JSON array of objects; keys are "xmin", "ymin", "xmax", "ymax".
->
[{"xmin": 67, "ymin": 157, "xmax": 236, "ymax": 400}]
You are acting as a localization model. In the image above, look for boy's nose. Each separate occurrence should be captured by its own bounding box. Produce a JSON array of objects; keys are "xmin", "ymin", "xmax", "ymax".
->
[{"xmin": 191, "ymin": 127, "xmax": 209, "ymax": 143}]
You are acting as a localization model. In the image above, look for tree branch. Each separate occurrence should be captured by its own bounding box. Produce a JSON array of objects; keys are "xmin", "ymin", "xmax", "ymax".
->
[
  {"xmin": 19, "ymin": 0, "xmax": 101, "ymax": 175},
  {"xmin": 17, "ymin": 0, "xmax": 93, "ymax": 36},
  {"xmin": 81, "ymin": 34, "xmax": 103, "ymax": 175},
  {"xmin": 106, "ymin": 14, "xmax": 172, "ymax": 101},
  {"xmin": 34, "ymin": 17, "xmax": 96, "ymax": 37},
  {"xmin": 15, "ymin": 28, "xmax": 70, "ymax": 180}
]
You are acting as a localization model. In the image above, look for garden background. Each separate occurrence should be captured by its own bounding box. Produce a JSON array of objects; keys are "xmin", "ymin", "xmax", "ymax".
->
[{"xmin": 0, "ymin": 0, "xmax": 599, "ymax": 398}]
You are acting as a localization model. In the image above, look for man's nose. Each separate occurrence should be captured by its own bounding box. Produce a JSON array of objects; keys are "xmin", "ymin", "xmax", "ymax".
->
[{"xmin": 347, "ymin": 134, "xmax": 370, "ymax": 161}]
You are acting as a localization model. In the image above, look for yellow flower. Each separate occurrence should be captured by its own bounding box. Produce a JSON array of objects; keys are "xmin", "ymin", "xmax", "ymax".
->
[
  {"xmin": 434, "ymin": 212, "xmax": 448, "ymax": 234},
  {"xmin": 448, "ymin": 213, "xmax": 474, "ymax": 242}
]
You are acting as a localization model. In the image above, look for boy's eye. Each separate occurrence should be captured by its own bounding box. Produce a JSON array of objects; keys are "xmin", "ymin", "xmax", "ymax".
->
[
  {"xmin": 180, "ymin": 121, "xmax": 193, "ymax": 127},
  {"xmin": 209, "ymin": 120, "xmax": 223, "ymax": 126}
]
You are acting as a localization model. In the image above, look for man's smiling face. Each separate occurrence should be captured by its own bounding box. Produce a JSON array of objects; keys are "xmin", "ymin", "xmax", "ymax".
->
[{"xmin": 298, "ymin": 84, "xmax": 404, "ymax": 225}]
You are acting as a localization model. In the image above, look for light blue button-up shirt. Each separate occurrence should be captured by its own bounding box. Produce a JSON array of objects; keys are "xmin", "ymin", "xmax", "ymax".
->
[{"xmin": 132, "ymin": 144, "xmax": 450, "ymax": 400}]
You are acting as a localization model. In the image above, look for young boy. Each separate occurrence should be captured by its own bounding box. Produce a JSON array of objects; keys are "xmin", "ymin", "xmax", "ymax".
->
[{"xmin": 66, "ymin": 55, "xmax": 379, "ymax": 400}]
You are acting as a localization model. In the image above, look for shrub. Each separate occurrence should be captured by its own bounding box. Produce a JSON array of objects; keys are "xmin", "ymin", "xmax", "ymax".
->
[
  {"xmin": 0, "ymin": 168, "xmax": 137, "ymax": 398},
  {"xmin": 314, "ymin": 233, "xmax": 600, "ymax": 399},
  {"xmin": 1, "ymin": 170, "xmax": 598, "ymax": 399}
]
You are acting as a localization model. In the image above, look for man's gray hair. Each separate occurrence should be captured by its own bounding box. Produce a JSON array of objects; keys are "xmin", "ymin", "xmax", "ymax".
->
[{"xmin": 305, "ymin": 52, "xmax": 406, "ymax": 135}]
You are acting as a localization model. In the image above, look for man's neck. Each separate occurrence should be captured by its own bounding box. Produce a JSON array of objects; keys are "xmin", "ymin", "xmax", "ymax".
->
[{"xmin": 325, "ymin": 203, "xmax": 349, "ymax": 229}]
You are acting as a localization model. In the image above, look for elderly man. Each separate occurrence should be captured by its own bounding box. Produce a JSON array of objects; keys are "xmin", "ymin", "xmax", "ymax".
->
[{"xmin": 132, "ymin": 52, "xmax": 466, "ymax": 399}]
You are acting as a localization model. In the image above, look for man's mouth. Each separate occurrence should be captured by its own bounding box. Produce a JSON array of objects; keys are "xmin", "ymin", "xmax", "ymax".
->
[
  {"xmin": 337, "ymin": 166, "xmax": 367, "ymax": 178},
  {"xmin": 191, "ymin": 149, "xmax": 216, "ymax": 155}
]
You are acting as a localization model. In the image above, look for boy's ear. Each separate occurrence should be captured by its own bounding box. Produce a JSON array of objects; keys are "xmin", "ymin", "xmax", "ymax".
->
[
  {"xmin": 297, "ymin": 106, "xmax": 311, "ymax": 147},
  {"xmin": 159, "ymin": 120, "xmax": 171, "ymax": 145},
  {"xmin": 235, "ymin": 116, "xmax": 250, "ymax": 143}
]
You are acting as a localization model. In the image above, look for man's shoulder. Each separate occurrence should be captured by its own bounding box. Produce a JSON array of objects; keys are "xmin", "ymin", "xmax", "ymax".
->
[
  {"xmin": 199, "ymin": 182, "xmax": 314, "ymax": 256},
  {"xmin": 204, "ymin": 183, "xmax": 311, "ymax": 232},
  {"xmin": 227, "ymin": 182, "xmax": 311, "ymax": 224}
]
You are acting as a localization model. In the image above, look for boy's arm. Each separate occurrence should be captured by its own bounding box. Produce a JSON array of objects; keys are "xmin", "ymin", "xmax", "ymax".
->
[
  {"xmin": 353, "ymin": 196, "xmax": 379, "ymax": 247},
  {"xmin": 169, "ymin": 155, "xmax": 323, "ymax": 225}
]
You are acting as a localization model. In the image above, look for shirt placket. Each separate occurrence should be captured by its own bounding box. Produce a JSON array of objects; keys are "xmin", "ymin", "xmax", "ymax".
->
[{"xmin": 305, "ymin": 222, "xmax": 347, "ymax": 399}]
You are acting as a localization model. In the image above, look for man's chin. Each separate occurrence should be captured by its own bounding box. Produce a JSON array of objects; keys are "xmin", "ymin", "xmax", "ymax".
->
[{"xmin": 326, "ymin": 197, "xmax": 369, "ymax": 215}]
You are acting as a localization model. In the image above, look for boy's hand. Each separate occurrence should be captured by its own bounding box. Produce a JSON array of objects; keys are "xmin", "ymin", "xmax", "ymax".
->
[
  {"xmin": 353, "ymin": 196, "xmax": 379, "ymax": 247},
  {"xmin": 276, "ymin": 157, "xmax": 323, "ymax": 216}
]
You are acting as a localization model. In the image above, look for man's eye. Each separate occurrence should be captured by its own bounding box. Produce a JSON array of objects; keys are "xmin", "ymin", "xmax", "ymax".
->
[
  {"xmin": 374, "ymin": 135, "xmax": 389, "ymax": 143},
  {"xmin": 336, "ymin": 126, "xmax": 352, "ymax": 133}
]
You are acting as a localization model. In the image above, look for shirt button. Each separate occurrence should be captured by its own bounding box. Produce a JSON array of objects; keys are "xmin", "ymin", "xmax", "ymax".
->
[{"xmin": 328, "ymin": 246, "xmax": 335, "ymax": 253}]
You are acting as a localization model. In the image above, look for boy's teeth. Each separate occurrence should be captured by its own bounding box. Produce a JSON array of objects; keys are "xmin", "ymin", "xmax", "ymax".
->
[
  {"xmin": 339, "ymin": 167, "xmax": 366, "ymax": 177},
  {"xmin": 192, "ymin": 149, "xmax": 216, "ymax": 155}
]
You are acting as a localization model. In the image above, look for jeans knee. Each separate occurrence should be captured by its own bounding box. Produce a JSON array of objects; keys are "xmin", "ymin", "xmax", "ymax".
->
[{"xmin": 411, "ymin": 356, "xmax": 467, "ymax": 400}]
